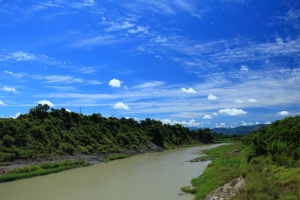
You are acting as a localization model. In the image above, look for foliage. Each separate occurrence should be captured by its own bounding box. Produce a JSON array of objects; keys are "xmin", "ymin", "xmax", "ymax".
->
[
  {"xmin": 0, "ymin": 104, "xmax": 222, "ymax": 162},
  {"xmin": 0, "ymin": 159, "xmax": 88, "ymax": 183},
  {"xmin": 242, "ymin": 116, "xmax": 300, "ymax": 166},
  {"xmin": 182, "ymin": 116, "xmax": 300, "ymax": 199}
]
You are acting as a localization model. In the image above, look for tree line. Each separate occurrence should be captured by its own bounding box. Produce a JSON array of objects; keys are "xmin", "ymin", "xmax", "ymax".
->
[
  {"xmin": 243, "ymin": 116, "xmax": 300, "ymax": 166},
  {"xmin": 0, "ymin": 104, "xmax": 239, "ymax": 162}
]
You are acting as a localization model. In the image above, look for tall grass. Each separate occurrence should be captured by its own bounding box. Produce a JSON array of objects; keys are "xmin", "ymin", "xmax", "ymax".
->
[
  {"xmin": 0, "ymin": 159, "xmax": 89, "ymax": 183},
  {"xmin": 182, "ymin": 143, "xmax": 300, "ymax": 200}
]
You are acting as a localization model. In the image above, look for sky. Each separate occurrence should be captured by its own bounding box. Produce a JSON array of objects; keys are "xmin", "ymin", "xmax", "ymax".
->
[{"xmin": 0, "ymin": 0, "xmax": 299, "ymax": 128}]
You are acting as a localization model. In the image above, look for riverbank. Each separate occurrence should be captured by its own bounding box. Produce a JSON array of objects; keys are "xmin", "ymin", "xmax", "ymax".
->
[
  {"xmin": 0, "ymin": 141, "xmax": 170, "ymax": 183},
  {"xmin": 0, "ymin": 141, "xmax": 165, "ymax": 175},
  {"xmin": 182, "ymin": 142, "xmax": 300, "ymax": 199}
]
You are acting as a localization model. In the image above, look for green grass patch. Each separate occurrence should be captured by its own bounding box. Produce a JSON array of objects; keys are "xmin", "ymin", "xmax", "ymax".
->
[
  {"xmin": 0, "ymin": 159, "xmax": 89, "ymax": 183},
  {"xmin": 104, "ymin": 154, "xmax": 131, "ymax": 163},
  {"xmin": 182, "ymin": 143, "xmax": 245, "ymax": 199},
  {"xmin": 182, "ymin": 143, "xmax": 300, "ymax": 200}
]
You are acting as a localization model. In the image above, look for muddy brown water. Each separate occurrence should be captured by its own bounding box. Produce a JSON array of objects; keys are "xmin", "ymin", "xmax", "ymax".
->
[{"xmin": 0, "ymin": 144, "xmax": 222, "ymax": 200}]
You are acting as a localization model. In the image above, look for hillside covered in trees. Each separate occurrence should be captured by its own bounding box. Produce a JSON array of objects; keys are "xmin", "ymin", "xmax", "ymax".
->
[
  {"xmin": 182, "ymin": 115, "xmax": 300, "ymax": 199},
  {"xmin": 0, "ymin": 104, "xmax": 222, "ymax": 162}
]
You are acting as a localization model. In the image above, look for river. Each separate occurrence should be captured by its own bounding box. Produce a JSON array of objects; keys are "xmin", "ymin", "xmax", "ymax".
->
[{"xmin": 0, "ymin": 144, "xmax": 222, "ymax": 200}]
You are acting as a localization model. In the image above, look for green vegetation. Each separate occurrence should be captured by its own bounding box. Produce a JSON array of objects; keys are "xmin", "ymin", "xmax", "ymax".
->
[
  {"xmin": 0, "ymin": 104, "xmax": 209, "ymax": 162},
  {"xmin": 0, "ymin": 159, "xmax": 88, "ymax": 183},
  {"xmin": 104, "ymin": 154, "xmax": 131, "ymax": 163},
  {"xmin": 183, "ymin": 116, "xmax": 300, "ymax": 200}
]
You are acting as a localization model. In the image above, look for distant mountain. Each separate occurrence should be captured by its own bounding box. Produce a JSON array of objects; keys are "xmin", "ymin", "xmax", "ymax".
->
[{"xmin": 189, "ymin": 124, "xmax": 269, "ymax": 135}]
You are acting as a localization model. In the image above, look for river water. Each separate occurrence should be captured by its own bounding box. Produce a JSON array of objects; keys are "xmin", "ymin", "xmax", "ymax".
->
[{"xmin": 0, "ymin": 144, "xmax": 222, "ymax": 200}]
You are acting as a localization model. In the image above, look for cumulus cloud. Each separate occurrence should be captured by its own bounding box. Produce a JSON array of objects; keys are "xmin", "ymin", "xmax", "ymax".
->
[
  {"xmin": 181, "ymin": 119, "xmax": 200, "ymax": 127},
  {"xmin": 218, "ymin": 108, "xmax": 247, "ymax": 116},
  {"xmin": 181, "ymin": 87, "xmax": 196, "ymax": 93},
  {"xmin": 66, "ymin": 109, "xmax": 71, "ymax": 112},
  {"xmin": 161, "ymin": 119, "xmax": 200, "ymax": 127},
  {"xmin": 277, "ymin": 111, "xmax": 290, "ymax": 116},
  {"xmin": 203, "ymin": 115, "xmax": 212, "ymax": 119},
  {"xmin": 109, "ymin": 78, "xmax": 121, "ymax": 88},
  {"xmin": 10, "ymin": 112, "xmax": 21, "ymax": 119},
  {"xmin": 241, "ymin": 121, "xmax": 253, "ymax": 126},
  {"xmin": 208, "ymin": 94, "xmax": 217, "ymax": 100},
  {"xmin": 213, "ymin": 112, "xmax": 218, "ymax": 116},
  {"xmin": 235, "ymin": 98, "xmax": 243, "ymax": 103},
  {"xmin": 256, "ymin": 122, "xmax": 260, "ymax": 124},
  {"xmin": 264, "ymin": 121, "xmax": 271, "ymax": 124},
  {"xmin": 1, "ymin": 86, "xmax": 19, "ymax": 94},
  {"xmin": 240, "ymin": 65, "xmax": 249, "ymax": 72},
  {"xmin": 248, "ymin": 99, "xmax": 257, "ymax": 103},
  {"xmin": 0, "ymin": 100, "xmax": 5, "ymax": 105},
  {"xmin": 36, "ymin": 100, "xmax": 54, "ymax": 107},
  {"xmin": 161, "ymin": 119, "xmax": 181, "ymax": 125},
  {"xmin": 216, "ymin": 122, "xmax": 226, "ymax": 128},
  {"xmin": 113, "ymin": 102, "xmax": 129, "ymax": 110}
]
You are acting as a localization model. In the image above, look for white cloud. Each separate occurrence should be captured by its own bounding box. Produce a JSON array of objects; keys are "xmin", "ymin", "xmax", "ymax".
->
[
  {"xmin": 235, "ymin": 98, "xmax": 243, "ymax": 103},
  {"xmin": 181, "ymin": 119, "xmax": 200, "ymax": 127},
  {"xmin": 161, "ymin": 119, "xmax": 200, "ymax": 127},
  {"xmin": 11, "ymin": 51, "xmax": 36, "ymax": 61},
  {"xmin": 36, "ymin": 100, "xmax": 54, "ymax": 107},
  {"xmin": 218, "ymin": 108, "xmax": 247, "ymax": 116},
  {"xmin": 203, "ymin": 115, "xmax": 212, "ymax": 119},
  {"xmin": 71, "ymin": 35, "xmax": 117, "ymax": 48},
  {"xmin": 124, "ymin": 86, "xmax": 128, "ymax": 90},
  {"xmin": 10, "ymin": 112, "xmax": 21, "ymax": 119},
  {"xmin": 277, "ymin": 111, "xmax": 290, "ymax": 116},
  {"xmin": 161, "ymin": 119, "xmax": 180, "ymax": 125},
  {"xmin": 109, "ymin": 78, "xmax": 121, "ymax": 88},
  {"xmin": 135, "ymin": 81, "xmax": 164, "ymax": 89},
  {"xmin": 216, "ymin": 122, "xmax": 226, "ymax": 128},
  {"xmin": 4, "ymin": 70, "xmax": 13, "ymax": 74},
  {"xmin": 0, "ymin": 100, "xmax": 5, "ymax": 105},
  {"xmin": 255, "ymin": 122, "xmax": 260, "ymax": 124},
  {"xmin": 248, "ymin": 99, "xmax": 257, "ymax": 103},
  {"xmin": 113, "ymin": 102, "xmax": 129, "ymax": 110},
  {"xmin": 34, "ymin": 75, "xmax": 83, "ymax": 83},
  {"xmin": 128, "ymin": 26, "xmax": 149, "ymax": 34},
  {"xmin": 241, "ymin": 121, "xmax": 253, "ymax": 126},
  {"xmin": 213, "ymin": 112, "xmax": 218, "ymax": 116},
  {"xmin": 240, "ymin": 65, "xmax": 249, "ymax": 72},
  {"xmin": 105, "ymin": 21, "xmax": 135, "ymax": 32},
  {"xmin": 181, "ymin": 87, "xmax": 196, "ymax": 93},
  {"xmin": 66, "ymin": 109, "xmax": 71, "ymax": 112},
  {"xmin": 1, "ymin": 86, "xmax": 19, "ymax": 94},
  {"xmin": 208, "ymin": 94, "xmax": 218, "ymax": 100},
  {"xmin": 88, "ymin": 80, "xmax": 102, "ymax": 85},
  {"xmin": 0, "ymin": 51, "xmax": 65, "ymax": 66},
  {"xmin": 264, "ymin": 121, "xmax": 271, "ymax": 124}
]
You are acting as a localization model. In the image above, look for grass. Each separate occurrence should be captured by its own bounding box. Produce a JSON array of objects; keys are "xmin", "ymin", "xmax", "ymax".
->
[
  {"xmin": 104, "ymin": 154, "xmax": 131, "ymax": 163},
  {"xmin": 182, "ymin": 143, "xmax": 300, "ymax": 200},
  {"xmin": 0, "ymin": 159, "xmax": 89, "ymax": 183}
]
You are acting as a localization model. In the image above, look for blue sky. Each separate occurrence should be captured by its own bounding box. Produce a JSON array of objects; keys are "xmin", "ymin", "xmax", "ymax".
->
[{"xmin": 0, "ymin": 0, "xmax": 299, "ymax": 128}]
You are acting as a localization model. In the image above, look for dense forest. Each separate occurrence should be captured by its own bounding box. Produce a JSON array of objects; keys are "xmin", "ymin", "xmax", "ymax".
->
[
  {"xmin": 243, "ymin": 115, "xmax": 300, "ymax": 167},
  {"xmin": 0, "ymin": 104, "xmax": 236, "ymax": 162}
]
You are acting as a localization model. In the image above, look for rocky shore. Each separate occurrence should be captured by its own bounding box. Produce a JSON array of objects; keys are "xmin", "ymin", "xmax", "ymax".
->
[{"xmin": 205, "ymin": 177, "xmax": 246, "ymax": 200}]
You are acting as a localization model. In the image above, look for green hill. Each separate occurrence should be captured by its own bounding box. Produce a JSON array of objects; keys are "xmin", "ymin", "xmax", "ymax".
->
[{"xmin": 0, "ymin": 104, "xmax": 216, "ymax": 162}]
